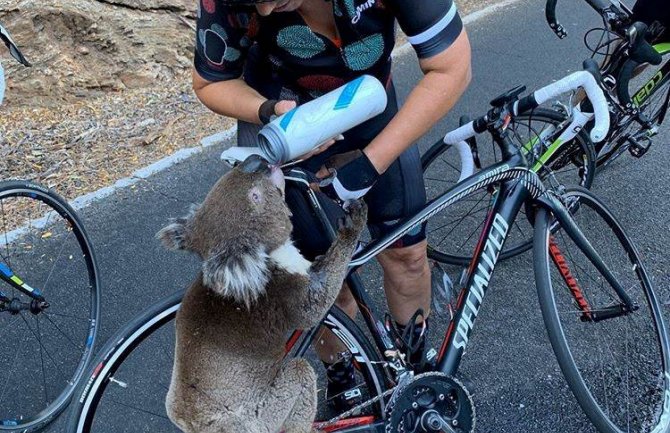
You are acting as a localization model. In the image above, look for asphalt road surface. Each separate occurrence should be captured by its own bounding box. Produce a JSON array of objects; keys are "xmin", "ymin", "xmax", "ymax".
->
[{"xmin": 6, "ymin": 0, "xmax": 670, "ymax": 431}]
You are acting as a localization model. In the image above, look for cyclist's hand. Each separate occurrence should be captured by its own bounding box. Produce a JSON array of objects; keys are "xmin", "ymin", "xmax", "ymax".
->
[{"xmin": 311, "ymin": 150, "xmax": 380, "ymax": 203}]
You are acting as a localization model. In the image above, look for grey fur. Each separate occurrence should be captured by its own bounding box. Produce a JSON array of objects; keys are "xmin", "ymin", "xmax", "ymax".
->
[{"xmin": 158, "ymin": 164, "xmax": 367, "ymax": 433}]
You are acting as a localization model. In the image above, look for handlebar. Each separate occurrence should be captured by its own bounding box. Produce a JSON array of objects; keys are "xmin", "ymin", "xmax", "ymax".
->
[
  {"xmin": 546, "ymin": 0, "xmax": 628, "ymax": 39},
  {"xmin": 444, "ymin": 69, "xmax": 610, "ymax": 146},
  {"xmin": 615, "ymin": 22, "xmax": 663, "ymax": 107}
]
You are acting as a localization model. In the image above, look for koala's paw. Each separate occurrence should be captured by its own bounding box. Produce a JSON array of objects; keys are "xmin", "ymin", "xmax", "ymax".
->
[
  {"xmin": 337, "ymin": 200, "xmax": 367, "ymax": 236},
  {"xmin": 347, "ymin": 199, "xmax": 368, "ymax": 229}
]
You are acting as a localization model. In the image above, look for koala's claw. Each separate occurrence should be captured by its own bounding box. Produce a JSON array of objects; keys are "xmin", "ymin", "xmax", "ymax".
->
[
  {"xmin": 346, "ymin": 199, "xmax": 367, "ymax": 228},
  {"xmin": 337, "ymin": 200, "xmax": 367, "ymax": 237},
  {"xmin": 337, "ymin": 215, "xmax": 354, "ymax": 231}
]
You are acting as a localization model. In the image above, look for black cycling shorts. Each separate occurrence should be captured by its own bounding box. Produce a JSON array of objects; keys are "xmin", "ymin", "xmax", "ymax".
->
[
  {"xmin": 633, "ymin": 0, "xmax": 670, "ymax": 42},
  {"xmin": 237, "ymin": 81, "xmax": 427, "ymax": 261}
]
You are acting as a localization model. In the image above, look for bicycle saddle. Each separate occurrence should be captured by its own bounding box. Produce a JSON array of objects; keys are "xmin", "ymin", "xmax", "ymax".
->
[
  {"xmin": 220, "ymin": 146, "xmax": 266, "ymax": 167},
  {"xmin": 490, "ymin": 85, "xmax": 527, "ymax": 108}
]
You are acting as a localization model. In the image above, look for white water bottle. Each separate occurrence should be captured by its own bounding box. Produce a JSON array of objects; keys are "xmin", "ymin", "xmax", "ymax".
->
[{"xmin": 258, "ymin": 75, "xmax": 388, "ymax": 164}]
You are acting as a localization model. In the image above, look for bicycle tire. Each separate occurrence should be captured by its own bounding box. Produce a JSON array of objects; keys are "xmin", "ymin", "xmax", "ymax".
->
[
  {"xmin": 422, "ymin": 108, "xmax": 595, "ymax": 266},
  {"xmin": 0, "ymin": 180, "xmax": 100, "ymax": 432},
  {"xmin": 534, "ymin": 187, "xmax": 670, "ymax": 433},
  {"xmin": 66, "ymin": 291, "xmax": 387, "ymax": 433},
  {"xmin": 596, "ymin": 49, "xmax": 670, "ymax": 167}
]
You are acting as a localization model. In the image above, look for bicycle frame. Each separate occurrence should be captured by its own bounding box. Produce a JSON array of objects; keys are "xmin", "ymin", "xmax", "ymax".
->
[
  {"xmin": 520, "ymin": 105, "xmax": 594, "ymax": 173},
  {"xmin": 286, "ymin": 128, "xmax": 633, "ymax": 433}
]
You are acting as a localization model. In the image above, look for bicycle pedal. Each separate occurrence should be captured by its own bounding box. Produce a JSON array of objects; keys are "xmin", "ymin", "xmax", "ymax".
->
[{"xmin": 627, "ymin": 136, "xmax": 652, "ymax": 158}]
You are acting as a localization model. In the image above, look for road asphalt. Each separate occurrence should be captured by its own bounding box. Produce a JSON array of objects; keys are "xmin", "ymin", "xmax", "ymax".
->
[{"xmin": 19, "ymin": 0, "xmax": 670, "ymax": 431}]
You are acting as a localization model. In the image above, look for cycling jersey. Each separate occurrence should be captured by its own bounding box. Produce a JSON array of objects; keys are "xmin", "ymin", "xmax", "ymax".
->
[
  {"xmin": 194, "ymin": 0, "xmax": 463, "ymax": 98},
  {"xmin": 632, "ymin": 0, "xmax": 670, "ymax": 42}
]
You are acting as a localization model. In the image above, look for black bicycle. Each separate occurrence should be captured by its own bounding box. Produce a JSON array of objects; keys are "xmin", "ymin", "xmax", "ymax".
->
[
  {"xmin": 547, "ymin": 0, "xmax": 670, "ymax": 168},
  {"xmin": 66, "ymin": 70, "xmax": 668, "ymax": 433},
  {"xmin": 0, "ymin": 24, "xmax": 101, "ymax": 432}
]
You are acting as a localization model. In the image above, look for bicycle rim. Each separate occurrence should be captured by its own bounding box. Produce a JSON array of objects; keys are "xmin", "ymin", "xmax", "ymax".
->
[
  {"xmin": 67, "ymin": 294, "xmax": 386, "ymax": 433},
  {"xmin": 422, "ymin": 109, "xmax": 594, "ymax": 266},
  {"xmin": 534, "ymin": 187, "xmax": 670, "ymax": 433},
  {"xmin": 0, "ymin": 180, "xmax": 100, "ymax": 432}
]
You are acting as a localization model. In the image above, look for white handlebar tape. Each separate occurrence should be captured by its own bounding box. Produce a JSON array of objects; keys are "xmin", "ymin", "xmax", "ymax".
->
[
  {"xmin": 456, "ymin": 141, "xmax": 475, "ymax": 181},
  {"xmin": 533, "ymin": 71, "xmax": 610, "ymax": 142},
  {"xmin": 443, "ymin": 121, "xmax": 476, "ymax": 145}
]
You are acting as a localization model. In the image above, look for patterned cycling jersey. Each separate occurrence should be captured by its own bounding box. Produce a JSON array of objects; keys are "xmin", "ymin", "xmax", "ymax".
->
[{"xmin": 194, "ymin": 0, "xmax": 463, "ymax": 98}]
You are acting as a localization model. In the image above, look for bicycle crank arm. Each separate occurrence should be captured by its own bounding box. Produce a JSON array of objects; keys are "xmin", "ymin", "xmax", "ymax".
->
[{"xmin": 0, "ymin": 262, "xmax": 44, "ymax": 300}]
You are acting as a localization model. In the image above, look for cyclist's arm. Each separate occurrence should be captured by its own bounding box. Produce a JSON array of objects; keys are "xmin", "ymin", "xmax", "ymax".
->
[
  {"xmin": 193, "ymin": 72, "xmax": 270, "ymax": 124},
  {"xmin": 363, "ymin": 30, "xmax": 472, "ymax": 174},
  {"xmin": 192, "ymin": 2, "xmax": 277, "ymax": 124}
]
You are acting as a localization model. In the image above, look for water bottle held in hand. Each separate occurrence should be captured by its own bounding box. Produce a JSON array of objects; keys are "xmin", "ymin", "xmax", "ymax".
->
[{"xmin": 258, "ymin": 75, "xmax": 388, "ymax": 164}]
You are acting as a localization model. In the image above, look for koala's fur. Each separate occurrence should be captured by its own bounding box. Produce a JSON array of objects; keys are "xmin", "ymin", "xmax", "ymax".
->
[{"xmin": 158, "ymin": 163, "xmax": 366, "ymax": 433}]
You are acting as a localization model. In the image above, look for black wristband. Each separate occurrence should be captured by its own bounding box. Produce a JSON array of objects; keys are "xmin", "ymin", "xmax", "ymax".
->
[{"xmin": 258, "ymin": 99, "xmax": 279, "ymax": 125}]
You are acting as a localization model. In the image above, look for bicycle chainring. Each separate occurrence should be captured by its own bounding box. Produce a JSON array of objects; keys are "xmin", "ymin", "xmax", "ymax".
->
[{"xmin": 385, "ymin": 372, "xmax": 475, "ymax": 433}]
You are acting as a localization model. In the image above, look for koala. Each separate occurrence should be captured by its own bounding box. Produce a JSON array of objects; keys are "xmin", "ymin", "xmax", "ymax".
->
[{"xmin": 157, "ymin": 155, "xmax": 367, "ymax": 433}]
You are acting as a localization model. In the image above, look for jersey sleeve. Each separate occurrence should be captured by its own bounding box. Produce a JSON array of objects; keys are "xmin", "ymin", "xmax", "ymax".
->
[
  {"xmin": 386, "ymin": 0, "xmax": 463, "ymax": 59},
  {"xmin": 194, "ymin": 1, "xmax": 255, "ymax": 81}
]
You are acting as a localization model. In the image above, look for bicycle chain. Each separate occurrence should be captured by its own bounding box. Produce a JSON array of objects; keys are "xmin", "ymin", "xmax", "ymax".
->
[{"xmin": 313, "ymin": 387, "xmax": 395, "ymax": 430}]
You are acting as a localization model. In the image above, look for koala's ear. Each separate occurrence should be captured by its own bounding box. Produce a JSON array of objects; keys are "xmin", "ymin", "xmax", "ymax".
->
[
  {"xmin": 202, "ymin": 240, "xmax": 270, "ymax": 308},
  {"xmin": 156, "ymin": 204, "xmax": 200, "ymax": 251}
]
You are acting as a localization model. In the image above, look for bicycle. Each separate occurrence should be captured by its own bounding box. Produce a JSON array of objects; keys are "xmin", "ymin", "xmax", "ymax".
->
[
  {"xmin": 422, "ymin": 60, "xmax": 602, "ymax": 265},
  {"xmin": 0, "ymin": 23, "xmax": 101, "ymax": 432},
  {"xmin": 546, "ymin": 0, "xmax": 670, "ymax": 168},
  {"xmin": 66, "ymin": 68, "xmax": 669, "ymax": 433}
]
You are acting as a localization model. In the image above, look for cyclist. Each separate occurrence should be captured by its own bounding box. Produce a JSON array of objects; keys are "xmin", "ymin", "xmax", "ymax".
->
[
  {"xmin": 192, "ymin": 0, "xmax": 471, "ymax": 411},
  {"xmin": 632, "ymin": 0, "xmax": 669, "ymax": 42}
]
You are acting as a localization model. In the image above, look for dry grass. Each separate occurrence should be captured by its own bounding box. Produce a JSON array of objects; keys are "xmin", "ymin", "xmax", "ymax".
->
[{"xmin": 0, "ymin": 71, "xmax": 234, "ymax": 198}]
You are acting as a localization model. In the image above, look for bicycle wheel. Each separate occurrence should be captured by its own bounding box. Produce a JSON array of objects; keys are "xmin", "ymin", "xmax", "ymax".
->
[
  {"xmin": 0, "ymin": 180, "xmax": 100, "ymax": 432},
  {"xmin": 534, "ymin": 187, "xmax": 670, "ymax": 433},
  {"xmin": 423, "ymin": 108, "xmax": 595, "ymax": 266},
  {"xmin": 66, "ymin": 291, "xmax": 387, "ymax": 433},
  {"xmin": 597, "ymin": 50, "xmax": 670, "ymax": 167}
]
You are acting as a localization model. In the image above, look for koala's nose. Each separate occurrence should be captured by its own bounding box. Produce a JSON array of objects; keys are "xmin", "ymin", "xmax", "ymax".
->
[{"xmin": 238, "ymin": 154, "xmax": 270, "ymax": 174}]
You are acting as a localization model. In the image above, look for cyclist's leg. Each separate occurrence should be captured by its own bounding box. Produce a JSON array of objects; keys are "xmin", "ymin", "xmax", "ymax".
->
[
  {"xmin": 367, "ymin": 143, "xmax": 430, "ymax": 327},
  {"xmin": 366, "ymin": 142, "xmax": 433, "ymax": 369}
]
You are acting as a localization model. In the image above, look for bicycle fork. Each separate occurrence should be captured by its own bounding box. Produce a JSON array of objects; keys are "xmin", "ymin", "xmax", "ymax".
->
[
  {"xmin": 537, "ymin": 193, "xmax": 638, "ymax": 321},
  {"xmin": 0, "ymin": 262, "xmax": 48, "ymax": 314}
]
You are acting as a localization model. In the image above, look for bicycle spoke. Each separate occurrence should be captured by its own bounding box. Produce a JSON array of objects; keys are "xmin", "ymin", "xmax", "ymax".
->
[
  {"xmin": 41, "ymin": 227, "xmax": 76, "ymax": 294},
  {"xmin": 0, "ymin": 332, "xmax": 26, "ymax": 407},
  {"xmin": 106, "ymin": 398, "xmax": 171, "ymax": 421},
  {"xmin": 44, "ymin": 311, "xmax": 94, "ymax": 322},
  {"xmin": 437, "ymin": 155, "xmax": 462, "ymax": 173},
  {"xmin": 36, "ymin": 316, "xmax": 50, "ymax": 406},
  {"xmin": 19, "ymin": 312, "xmax": 68, "ymax": 380},
  {"xmin": 42, "ymin": 313, "xmax": 85, "ymax": 351}
]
